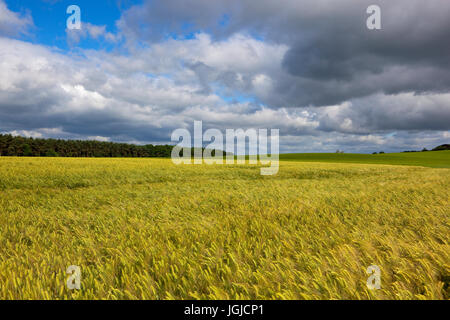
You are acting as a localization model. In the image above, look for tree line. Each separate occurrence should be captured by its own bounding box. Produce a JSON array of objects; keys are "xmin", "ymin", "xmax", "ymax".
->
[
  {"xmin": 402, "ymin": 144, "xmax": 450, "ymax": 153},
  {"xmin": 0, "ymin": 134, "xmax": 175, "ymax": 158}
]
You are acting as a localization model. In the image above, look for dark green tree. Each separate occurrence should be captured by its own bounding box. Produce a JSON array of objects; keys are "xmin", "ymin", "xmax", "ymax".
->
[{"xmin": 22, "ymin": 144, "xmax": 33, "ymax": 156}]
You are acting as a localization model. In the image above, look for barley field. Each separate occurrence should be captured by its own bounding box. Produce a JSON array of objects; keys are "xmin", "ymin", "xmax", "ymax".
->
[{"xmin": 0, "ymin": 156, "xmax": 448, "ymax": 299}]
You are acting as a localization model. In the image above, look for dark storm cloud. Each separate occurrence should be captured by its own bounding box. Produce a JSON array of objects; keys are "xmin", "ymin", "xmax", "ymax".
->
[
  {"xmin": 316, "ymin": 93, "xmax": 450, "ymax": 134},
  {"xmin": 280, "ymin": 0, "xmax": 450, "ymax": 106}
]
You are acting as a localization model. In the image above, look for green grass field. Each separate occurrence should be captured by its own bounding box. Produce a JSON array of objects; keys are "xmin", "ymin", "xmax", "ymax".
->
[
  {"xmin": 280, "ymin": 150, "xmax": 450, "ymax": 168},
  {"xmin": 0, "ymin": 154, "xmax": 449, "ymax": 299}
]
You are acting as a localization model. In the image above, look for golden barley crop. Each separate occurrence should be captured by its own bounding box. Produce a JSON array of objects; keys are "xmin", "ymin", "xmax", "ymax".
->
[{"xmin": 0, "ymin": 157, "xmax": 448, "ymax": 299}]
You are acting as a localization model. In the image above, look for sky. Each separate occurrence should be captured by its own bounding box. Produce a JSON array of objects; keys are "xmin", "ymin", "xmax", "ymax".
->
[{"xmin": 0, "ymin": 0, "xmax": 449, "ymax": 153}]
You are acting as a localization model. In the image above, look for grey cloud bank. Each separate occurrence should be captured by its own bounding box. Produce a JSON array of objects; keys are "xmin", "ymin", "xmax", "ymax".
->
[{"xmin": 0, "ymin": 0, "xmax": 449, "ymax": 153}]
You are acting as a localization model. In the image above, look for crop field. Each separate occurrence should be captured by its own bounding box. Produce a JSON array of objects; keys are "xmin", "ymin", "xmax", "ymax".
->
[
  {"xmin": 0, "ymin": 156, "xmax": 449, "ymax": 300},
  {"xmin": 280, "ymin": 150, "xmax": 450, "ymax": 168}
]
